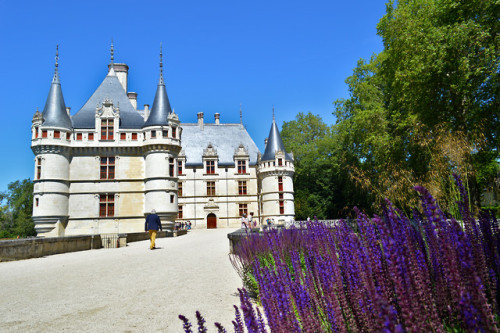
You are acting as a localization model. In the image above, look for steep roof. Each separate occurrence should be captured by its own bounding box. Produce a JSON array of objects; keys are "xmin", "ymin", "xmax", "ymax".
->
[
  {"xmin": 143, "ymin": 82, "xmax": 172, "ymax": 127},
  {"xmin": 71, "ymin": 69, "xmax": 144, "ymax": 129},
  {"xmin": 181, "ymin": 124, "xmax": 260, "ymax": 166},
  {"xmin": 41, "ymin": 55, "xmax": 72, "ymax": 129},
  {"xmin": 261, "ymin": 120, "xmax": 293, "ymax": 161}
]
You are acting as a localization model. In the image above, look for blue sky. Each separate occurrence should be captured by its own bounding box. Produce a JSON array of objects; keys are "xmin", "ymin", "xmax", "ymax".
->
[{"xmin": 0, "ymin": 0, "xmax": 386, "ymax": 192}]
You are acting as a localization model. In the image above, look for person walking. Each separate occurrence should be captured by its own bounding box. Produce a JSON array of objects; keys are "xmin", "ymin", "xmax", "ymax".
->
[{"xmin": 145, "ymin": 209, "xmax": 162, "ymax": 250}]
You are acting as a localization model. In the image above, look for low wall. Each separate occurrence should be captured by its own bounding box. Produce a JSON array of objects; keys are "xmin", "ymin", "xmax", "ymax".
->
[
  {"xmin": 126, "ymin": 229, "xmax": 188, "ymax": 243},
  {"xmin": 0, "ymin": 235, "xmax": 102, "ymax": 262}
]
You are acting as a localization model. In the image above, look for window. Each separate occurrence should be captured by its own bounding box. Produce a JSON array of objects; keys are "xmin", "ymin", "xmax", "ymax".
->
[
  {"xmin": 35, "ymin": 198, "xmax": 39, "ymax": 207},
  {"xmin": 172, "ymin": 127, "xmax": 177, "ymax": 138},
  {"xmin": 100, "ymin": 157, "xmax": 115, "ymax": 180},
  {"xmin": 279, "ymin": 193, "xmax": 284, "ymax": 200},
  {"xmin": 207, "ymin": 181, "xmax": 215, "ymax": 196},
  {"xmin": 237, "ymin": 160, "xmax": 246, "ymax": 174},
  {"xmin": 238, "ymin": 181, "xmax": 247, "ymax": 195},
  {"xmin": 34, "ymin": 127, "xmax": 39, "ymax": 138},
  {"xmin": 76, "ymin": 133, "xmax": 82, "ymax": 141},
  {"xmin": 99, "ymin": 194, "xmax": 114, "ymax": 217},
  {"xmin": 169, "ymin": 158, "xmax": 175, "ymax": 177},
  {"xmin": 66, "ymin": 132, "xmax": 71, "ymax": 140},
  {"xmin": 170, "ymin": 194, "xmax": 175, "ymax": 203},
  {"xmin": 178, "ymin": 182, "xmax": 183, "ymax": 197},
  {"xmin": 100, "ymin": 119, "xmax": 114, "ymax": 140},
  {"xmin": 163, "ymin": 130, "xmax": 168, "ymax": 138},
  {"xmin": 178, "ymin": 205, "xmax": 183, "ymax": 219},
  {"xmin": 278, "ymin": 176, "xmax": 283, "ymax": 192},
  {"xmin": 36, "ymin": 157, "xmax": 42, "ymax": 180},
  {"xmin": 239, "ymin": 204, "xmax": 248, "ymax": 217},
  {"xmin": 278, "ymin": 158, "xmax": 283, "ymax": 166},
  {"xmin": 206, "ymin": 160, "xmax": 215, "ymax": 174},
  {"xmin": 280, "ymin": 201, "xmax": 284, "ymax": 215},
  {"xmin": 42, "ymin": 130, "xmax": 47, "ymax": 138},
  {"xmin": 178, "ymin": 160, "xmax": 183, "ymax": 175},
  {"xmin": 120, "ymin": 133, "xmax": 126, "ymax": 140},
  {"xmin": 54, "ymin": 130, "xmax": 60, "ymax": 139},
  {"xmin": 88, "ymin": 133, "xmax": 94, "ymax": 141},
  {"xmin": 132, "ymin": 133, "xmax": 138, "ymax": 141},
  {"xmin": 151, "ymin": 130, "xmax": 156, "ymax": 138}
]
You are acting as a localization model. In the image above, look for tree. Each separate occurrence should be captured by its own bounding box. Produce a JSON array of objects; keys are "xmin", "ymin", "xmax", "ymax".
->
[{"xmin": 0, "ymin": 179, "xmax": 35, "ymax": 238}]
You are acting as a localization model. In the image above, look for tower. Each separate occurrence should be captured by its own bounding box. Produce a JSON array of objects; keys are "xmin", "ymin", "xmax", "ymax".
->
[
  {"xmin": 142, "ymin": 45, "xmax": 182, "ymax": 228},
  {"xmin": 258, "ymin": 113, "xmax": 295, "ymax": 223},
  {"xmin": 31, "ymin": 46, "xmax": 73, "ymax": 236}
]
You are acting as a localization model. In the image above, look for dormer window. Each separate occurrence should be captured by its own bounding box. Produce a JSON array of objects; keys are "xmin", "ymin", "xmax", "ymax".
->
[
  {"xmin": 278, "ymin": 158, "xmax": 283, "ymax": 166},
  {"xmin": 163, "ymin": 130, "xmax": 168, "ymax": 138},
  {"xmin": 34, "ymin": 127, "xmax": 39, "ymax": 138},
  {"xmin": 132, "ymin": 133, "xmax": 138, "ymax": 141},
  {"xmin": 172, "ymin": 127, "xmax": 177, "ymax": 138},
  {"xmin": 66, "ymin": 133, "xmax": 71, "ymax": 140},
  {"xmin": 54, "ymin": 130, "xmax": 60, "ymax": 139},
  {"xmin": 151, "ymin": 131, "xmax": 156, "ymax": 138},
  {"xmin": 89, "ymin": 133, "xmax": 94, "ymax": 141},
  {"xmin": 238, "ymin": 160, "xmax": 246, "ymax": 174},
  {"xmin": 206, "ymin": 160, "xmax": 215, "ymax": 174},
  {"xmin": 77, "ymin": 133, "xmax": 83, "ymax": 141},
  {"xmin": 42, "ymin": 130, "xmax": 47, "ymax": 138},
  {"xmin": 101, "ymin": 119, "xmax": 114, "ymax": 140},
  {"xmin": 120, "ymin": 133, "xmax": 126, "ymax": 140}
]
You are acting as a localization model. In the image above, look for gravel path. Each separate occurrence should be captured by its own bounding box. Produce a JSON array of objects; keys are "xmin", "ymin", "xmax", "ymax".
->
[{"xmin": 0, "ymin": 228, "xmax": 242, "ymax": 332}]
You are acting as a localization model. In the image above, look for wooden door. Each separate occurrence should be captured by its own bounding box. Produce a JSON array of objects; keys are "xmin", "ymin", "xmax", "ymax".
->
[{"xmin": 207, "ymin": 213, "xmax": 217, "ymax": 229}]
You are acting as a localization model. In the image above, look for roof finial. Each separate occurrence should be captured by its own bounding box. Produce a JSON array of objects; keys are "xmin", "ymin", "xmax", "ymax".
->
[
  {"xmin": 272, "ymin": 105, "xmax": 275, "ymax": 121},
  {"xmin": 53, "ymin": 44, "xmax": 60, "ymax": 83},
  {"xmin": 110, "ymin": 39, "xmax": 114, "ymax": 68},
  {"xmin": 240, "ymin": 103, "xmax": 243, "ymax": 125},
  {"xmin": 159, "ymin": 42, "xmax": 164, "ymax": 85}
]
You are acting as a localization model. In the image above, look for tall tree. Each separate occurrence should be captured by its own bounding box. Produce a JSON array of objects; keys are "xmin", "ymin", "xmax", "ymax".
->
[{"xmin": 0, "ymin": 179, "xmax": 35, "ymax": 238}]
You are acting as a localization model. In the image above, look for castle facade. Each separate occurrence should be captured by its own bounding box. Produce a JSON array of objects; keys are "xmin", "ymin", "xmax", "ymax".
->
[{"xmin": 31, "ymin": 48, "xmax": 294, "ymax": 237}]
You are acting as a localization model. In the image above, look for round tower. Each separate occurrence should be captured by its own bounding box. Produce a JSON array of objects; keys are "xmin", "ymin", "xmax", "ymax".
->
[
  {"xmin": 143, "ymin": 46, "xmax": 181, "ymax": 229},
  {"xmin": 31, "ymin": 46, "xmax": 73, "ymax": 236},
  {"xmin": 258, "ymin": 115, "xmax": 295, "ymax": 224}
]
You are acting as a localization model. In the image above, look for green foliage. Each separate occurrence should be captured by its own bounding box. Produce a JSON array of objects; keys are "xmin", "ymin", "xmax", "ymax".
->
[{"xmin": 0, "ymin": 179, "xmax": 35, "ymax": 238}]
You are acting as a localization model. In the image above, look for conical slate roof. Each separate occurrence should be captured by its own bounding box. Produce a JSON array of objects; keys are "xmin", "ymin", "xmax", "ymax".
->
[
  {"xmin": 72, "ymin": 68, "xmax": 145, "ymax": 129},
  {"xmin": 41, "ymin": 59, "xmax": 72, "ymax": 129},
  {"xmin": 143, "ymin": 81, "xmax": 172, "ymax": 127},
  {"xmin": 143, "ymin": 47, "xmax": 172, "ymax": 128},
  {"xmin": 261, "ymin": 119, "xmax": 293, "ymax": 161}
]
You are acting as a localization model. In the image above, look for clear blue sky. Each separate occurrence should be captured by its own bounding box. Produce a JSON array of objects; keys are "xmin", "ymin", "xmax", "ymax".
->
[{"xmin": 0, "ymin": 0, "xmax": 386, "ymax": 192}]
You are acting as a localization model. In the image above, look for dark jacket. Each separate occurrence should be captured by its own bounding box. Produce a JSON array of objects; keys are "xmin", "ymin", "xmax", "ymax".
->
[{"xmin": 145, "ymin": 214, "xmax": 162, "ymax": 231}]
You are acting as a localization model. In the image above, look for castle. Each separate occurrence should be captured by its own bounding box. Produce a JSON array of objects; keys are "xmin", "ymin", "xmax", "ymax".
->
[{"xmin": 31, "ymin": 46, "xmax": 295, "ymax": 237}]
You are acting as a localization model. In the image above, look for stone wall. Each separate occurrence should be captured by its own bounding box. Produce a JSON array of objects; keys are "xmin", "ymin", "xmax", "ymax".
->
[{"xmin": 0, "ymin": 235, "xmax": 102, "ymax": 262}]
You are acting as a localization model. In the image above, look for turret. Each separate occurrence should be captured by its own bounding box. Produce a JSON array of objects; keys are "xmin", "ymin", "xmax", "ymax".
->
[
  {"xmin": 143, "ymin": 45, "xmax": 181, "ymax": 228},
  {"xmin": 31, "ymin": 46, "xmax": 72, "ymax": 236},
  {"xmin": 258, "ymin": 111, "xmax": 295, "ymax": 224}
]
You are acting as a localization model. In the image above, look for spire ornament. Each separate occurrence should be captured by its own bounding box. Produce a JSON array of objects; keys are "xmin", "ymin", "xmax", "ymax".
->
[
  {"xmin": 272, "ymin": 105, "xmax": 275, "ymax": 121},
  {"xmin": 240, "ymin": 103, "xmax": 243, "ymax": 125},
  {"xmin": 110, "ymin": 39, "xmax": 114, "ymax": 68},
  {"xmin": 159, "ymin": 42, "xmax": 164, "ymax": 85},
  {"xmin": 53, "ymin": 44, "xmax": 60, "ymax": 83}
]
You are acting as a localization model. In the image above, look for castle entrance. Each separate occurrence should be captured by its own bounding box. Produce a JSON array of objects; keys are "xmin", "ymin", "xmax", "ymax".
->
[{"xmin": 207, "ymin": 213, "xmax": 217, "ymax": 229}]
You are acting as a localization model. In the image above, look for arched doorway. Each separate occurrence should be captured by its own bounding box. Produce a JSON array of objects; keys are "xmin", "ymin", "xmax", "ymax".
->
[{"xmin": 207, "ymin": 213, "xmax": 217, "ymax": 229}]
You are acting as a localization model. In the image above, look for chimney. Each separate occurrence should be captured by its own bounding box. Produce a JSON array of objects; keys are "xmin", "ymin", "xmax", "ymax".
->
[
  {"xmin": 144, "ymin": 104, "xmax": 150, "ymax": 121},
  {"xmin": 128, "ymin": 92, "xmax": 138, "ymax": 110},
  {"xmin": 214, "ymin": 113, "xmax": 220, "ymax": 125},
  {"xmin": 109, "ymin": 63, "xmax": 129, "ymax": 92},
  {"xmin": 197, "ymin": 112, "xmax": 204, "ymax": 129}
]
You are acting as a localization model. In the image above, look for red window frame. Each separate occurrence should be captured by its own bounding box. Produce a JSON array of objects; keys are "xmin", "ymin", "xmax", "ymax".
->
[
  {"xmin": 34, "ymin": 127, "xmax": 39, "ymax": 138},
  {"xmin": 238, "ymin": 181, "xmax": 247, "ymax": 195},
  {"xmin": 278, "ymin": 176, "xmax": 283, "ymax": 192},
  {"xmin": 76, "ymin": 133, "xmax": 83, "ymax": 141},
  {"xmin": 101, "ymin": 119, "xmax": 114, "ymax": 140},
  {"xmin": 178, "ymin": 160, "xmax": 183, "ymax": 175},
  {"xmin": 42, "ymin": 130, "xmax": 47, "ymax": 138},
  {"xmin": 54, "ymin": 130, "xmax": 60, "ymax": 139},
  {"xmin": 207, "ymin": 181, "xmax": 215, "ymax": 196},
  {"xmin": 178, "ymin": 182, "xmax": 183, "ymax": 197},
  {"xmin": 100, "ymin": 157, "xmax": 115, "ymax": 180},
  {"xmin": 66, "ymin": 132, "xmax": 71, "ymax": 140},
  {"xmin": 206, "ymin": 160, "xmax": 215, "ymax": 174},
  {"xmin": 99, "ymin": 194, "xmax": 114, "ymax": 217},
  {"xmin": 237, "ymin": 160, "xmax": 246, "ymax": 174},
  {"xmin": 279, "ymin": 202, "xmax": 284, "ymax": 215},
  {"xmin": 132, "ymin": 133, "xmax": 138, "ymax": 141},
  {"xmin": 35, "ymin": 198, "xmax": 39, "ymax": 207},
  {"xmin": 239, "ymin": 204, "xmax": 248, "ymax": 217},
  {"xmin": 278, "ymin": 158, "xmax": 283, "ymax": 166},
  {"xmin": 88, "ymin": 133, "xmax": 94, "ymax": 141},
  {"xmin": 172, "ymin": 127, "xmax": 177, "ymax": 138},
  {"xmin": 178, "ymin": 205, "xmax": 183, "ymax": 219},
  {"xmin": 120, "ymin": 133, "xmax": 126, "ymax": 140}
]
